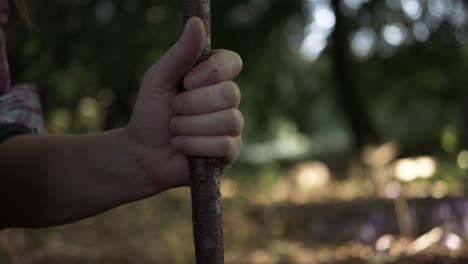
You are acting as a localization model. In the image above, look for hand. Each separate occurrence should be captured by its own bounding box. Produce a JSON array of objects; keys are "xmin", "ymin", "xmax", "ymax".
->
[{"xmin": 125, "ymin": 17, "xmax": 243, "ymax": 192}]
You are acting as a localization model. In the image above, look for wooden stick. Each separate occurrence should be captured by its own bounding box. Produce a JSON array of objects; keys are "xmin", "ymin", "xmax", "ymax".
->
[{"xmin": 182, "ymin": 1, "xmax": 224, "ymax": 263}]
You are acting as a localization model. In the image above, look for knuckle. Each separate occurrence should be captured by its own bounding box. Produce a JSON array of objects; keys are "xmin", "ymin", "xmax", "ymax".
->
[
  {"xmin": 227, "ymin": 137, "xmax": 242, "ymax": 164},
  {"xmin": 180, "ymin": 94, "xmax": 194, "ymax": 114},
  {"xmin": 222, "ymin": 81, "xmax": 241, "ymax": 107},
  {"xmin": 219, "ymin": 136, "xmax": 236, "ymax": 155},
  {"xmin": 226, "ymin": 109, "xmax": 244, "ymax": 136},
  {"xmin": 169, "ymin": 117, "xmax": 181, "ymax": 135},
  {"xmin": 174, "ymin": 136, "xmax": 188, "ymax": 150},
  {"xmin": 171, "ymin": 97, "xmax": 181, "ymax": 113},
  {"xmin": 232, "ymin": 52, "xmax": 243, "ymax": 72},
  {"xmin": 176, "ymin": 92, "xmax": 197, "ymax": 114}
]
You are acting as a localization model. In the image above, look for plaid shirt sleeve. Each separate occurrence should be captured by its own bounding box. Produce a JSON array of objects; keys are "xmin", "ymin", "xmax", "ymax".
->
[
  {"xmin": 0, "ymin": 0, "xmax": 46, "ymax": 140},
  {"xmin": 0, "ymin": 84, "xmax": 46, "ymax": 136}
]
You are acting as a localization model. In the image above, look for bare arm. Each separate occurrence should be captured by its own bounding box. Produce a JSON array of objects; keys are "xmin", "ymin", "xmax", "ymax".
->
[
  {"xmin": 0, "ymin": 18, "xmax": 243, "ymax": 228},
  {"xmin": 0, "ymin": 128, "xmax": 156, "ymax": 228}
]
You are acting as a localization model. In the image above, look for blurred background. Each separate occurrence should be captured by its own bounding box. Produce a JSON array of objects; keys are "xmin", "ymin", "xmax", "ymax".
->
[{"xmin": 2, "ymin": 0, "xmax": 468, "ymax": 263}]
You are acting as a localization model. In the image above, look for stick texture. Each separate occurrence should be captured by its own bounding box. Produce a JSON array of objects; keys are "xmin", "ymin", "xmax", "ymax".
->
[{"xmin": 182, "ymin": 1, "xmax": 225, "ymax": 264}]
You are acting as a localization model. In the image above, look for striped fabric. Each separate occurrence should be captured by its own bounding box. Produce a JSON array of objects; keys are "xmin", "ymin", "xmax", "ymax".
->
[
  {"xmin": 0, "ymin": 84, "xmax": 46, "ymax": 134},
  {"xmin": 0, "ymin": 0, "xmax": 46, "ymax": 135}
]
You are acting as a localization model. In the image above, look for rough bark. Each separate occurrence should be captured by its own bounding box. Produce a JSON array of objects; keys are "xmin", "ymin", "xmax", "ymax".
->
[
  {"xmin": 182, "ymin": 1, "xmax": 224, "ymax": 264},
  {"xmin": 182, "ymin": 0, "xmax": 211, "ymax": 61},
  {"xmin": 188, "ymin": 158, "xmax": 224, "ymax": 264}
]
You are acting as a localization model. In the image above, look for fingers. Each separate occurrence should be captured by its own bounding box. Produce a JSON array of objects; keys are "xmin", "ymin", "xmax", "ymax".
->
[
  {"xmin": 171, "ymin": 136, "xmax": 242, "ymax": 166},
  {"xmin": 141, "ymin": 17, "xmax": 205, "ymax": 94},
  {"xmin": 183, "ymin": 49, "xmax": 243, "ymax": 90},
  {"xmin": 172, "ymin": 81, "xmax": 241, "ymax": 115},
  {"xmin": 170, "ymin": 109, "xmax": 244, "ymax": 137}
]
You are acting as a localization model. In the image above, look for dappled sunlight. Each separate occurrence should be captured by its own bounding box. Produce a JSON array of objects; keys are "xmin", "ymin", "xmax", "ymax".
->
[
  {"xmin": 407, "ymin": 227, "xmax": 444, "ymax": 254},
  {"xmin": 444, "ymin": 232, "xmax": 463, "ymax": 251},
  {"xmin": 5, "ymin": 0, "xmax": 468, "ymax": 263},
  {"xmin": 294, "ymin": 161, "xmax": 331, "ymax": 191},
  {"xmin": 228, "ymin": 235, "xmax": 468, "ymax": 264},
  {"xmin": 382, "ymin": 23, "xmax": 408, "ymax": 47},
  {"xmin": 375, "ymin": 234, "xmax": 395, "ymax": 252},
  {"xmin": 402, "ymin": 0, "xmax": 423, "ymax": 20},
  {"xmin": 300, "ymin": 1, "xmax": 335, "ymax": 61},
  {"xmin": 457, "ymin": 150, "xmax": 468, "ymax": 169},
  {"xmin": 412, "ymin": 22, "xmax": 430, "ymax": 42},
  {"xmin": 220, "ymin": 178, "xmax": 239, "ymax": 199},
  {"xmin": 362, "ymin": 141, "xmax": 399, "ymax": 168},
  {"xmin": 298, "ymin": 0, "xmax": 468, "ymax": 61},
  {"xmin": 4, "ymin": 155, "xmax": 468, "ymax": 263},
  {"xmin": 431, "ymin": 180, "xmax": 449, "ymax": 198},
  {"xmin": 244, "ymin": 119, "xmax": 312, "ymax": 163},
  {"xmin": 394, "ymin": 156, "xmax": 437, "ymax": 182},
  {"xmin": 248, "ymin": 153, "xmax": 466, "ymax": 207},
  {"xmin": 427, "ymin": 0, "xmax": 452, "ymax": 20},
  {"xmin": 47, "ymin": 108, "xmax": 72, "ymax": 134},
  {"xmin": 441, "ymin": 125, "xmax": 458, "ymax": 153},
  {"xmin": 351, "ymin": 27, "xmax": 377, "ymax": 58}
]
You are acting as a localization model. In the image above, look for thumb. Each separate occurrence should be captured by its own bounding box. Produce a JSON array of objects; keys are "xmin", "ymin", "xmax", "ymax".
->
[{"xmin": 142, "ymin": 17, "xmax": 205, "ymax": 93}]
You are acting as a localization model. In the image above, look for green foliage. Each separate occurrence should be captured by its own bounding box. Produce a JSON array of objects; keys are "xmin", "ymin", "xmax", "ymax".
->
[
  {"xmin": 7, "ymin": 0, "xmax": 468, "ymax": 157},
  {"xmin": 6, "ymin": 2, "xmax": 468, "ymax": 263}
]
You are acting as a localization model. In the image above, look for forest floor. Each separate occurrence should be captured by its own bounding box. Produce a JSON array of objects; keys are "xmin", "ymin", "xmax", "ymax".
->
[{"xmin": 1, "ymin": 160, "xmax": 468, "ymax": 264}]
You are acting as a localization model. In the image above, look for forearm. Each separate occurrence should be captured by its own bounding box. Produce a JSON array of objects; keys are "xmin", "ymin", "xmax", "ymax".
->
[{"xmin": 0, "ymin": 128, "xmax": 158, "ymax": 228}]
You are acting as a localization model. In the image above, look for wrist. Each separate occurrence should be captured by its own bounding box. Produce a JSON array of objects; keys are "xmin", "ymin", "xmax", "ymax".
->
[{"xmin": 118, "ymin": 127, "xmax": 167, "ymax": 196}]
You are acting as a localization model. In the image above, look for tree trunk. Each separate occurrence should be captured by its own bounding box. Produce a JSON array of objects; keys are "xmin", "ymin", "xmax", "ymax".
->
[
  {"xmin": 330, "ymin": 0, "xmax": 379, "ymax": 150},
  {"xmin": 182, "ymin": 1, "xmax": 224, "ymax": 264}
]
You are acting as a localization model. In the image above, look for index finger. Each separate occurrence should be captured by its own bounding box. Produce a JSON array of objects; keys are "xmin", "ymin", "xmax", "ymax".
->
[{"xmin": 183, "ymin": 49, "xmax": 243, "ymax": 90}]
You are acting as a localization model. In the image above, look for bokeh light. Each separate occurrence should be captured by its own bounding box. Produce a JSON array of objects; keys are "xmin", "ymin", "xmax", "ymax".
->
[
  {"xmin": 300, "ymin": 1, "xmax": 335, "ymax": 61},
  {"xmin": 351, "ymin": 27, "xmax": 377, "ymax": 58},
  {"xmin": 412, "ymin": 22, "xmax": 430, "ymax": 42},
  {"xmin": 382, "ymin": 23, "xmax": 408, "ymax": 46},
  {"xmin": 394, "ymin": 156, "xmax": 437, "ymax": 182},
  {"xmin": 402, "ymin": 0, "xmax": 423, "ymax": 20},
  {"xmin": 457, "ymin": 150, "xmax": 468, "ymax": 169}
]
